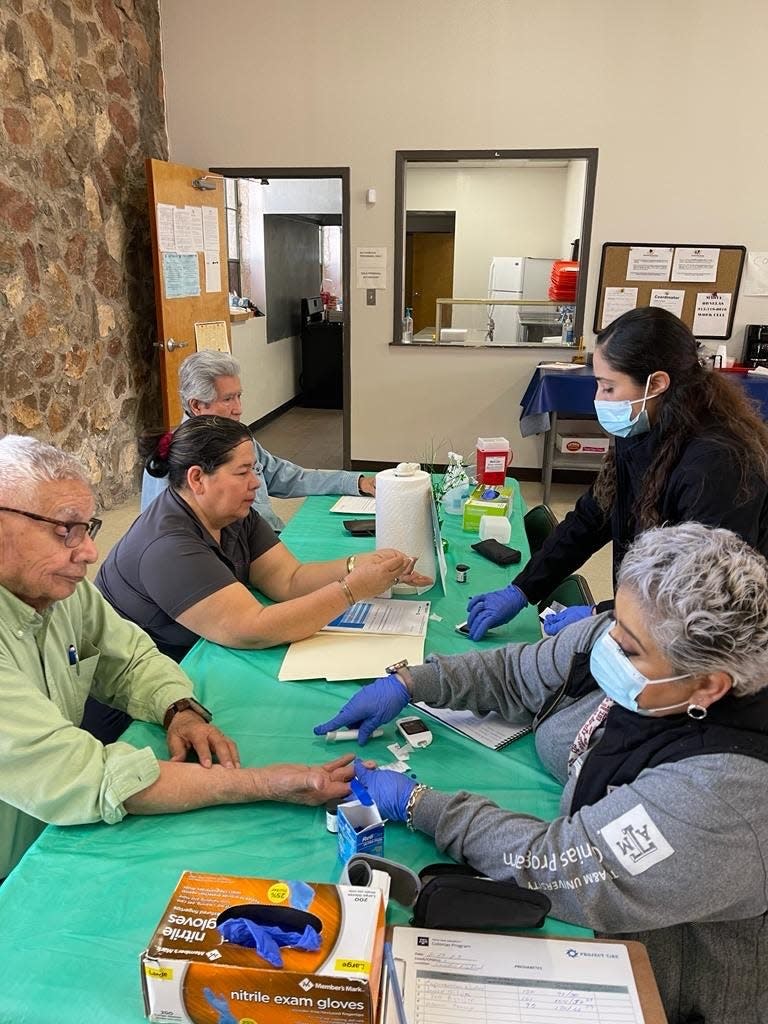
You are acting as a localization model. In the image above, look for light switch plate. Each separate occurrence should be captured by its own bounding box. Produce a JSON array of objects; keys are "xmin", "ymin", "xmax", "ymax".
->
[{"xmin": 366, "ymin": 289, "xmax": 376, "ymax": 306}]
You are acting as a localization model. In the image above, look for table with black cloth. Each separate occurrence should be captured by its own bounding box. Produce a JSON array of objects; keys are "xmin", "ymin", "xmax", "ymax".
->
[
  {"xmin": 0, "ymin": 490, "xmax": 590, "ymax": 1023},
  {"xmin": 520, "ymin": 365, "xmax": 768, "ymax": 502}
]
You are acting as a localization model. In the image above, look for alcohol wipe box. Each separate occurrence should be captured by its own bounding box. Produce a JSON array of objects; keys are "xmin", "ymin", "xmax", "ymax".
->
[
  {"xmin": 337, "ymin": 799, "xmax": 386, "ymax": 861},
  {"xmin": 141, "ymin": 871, "xmax": 384, "ymax": 1024}
]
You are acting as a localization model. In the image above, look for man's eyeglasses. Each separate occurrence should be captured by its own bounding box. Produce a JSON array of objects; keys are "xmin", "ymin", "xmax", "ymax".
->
[{"xmin": 0, "ymin": 506, "xmax": 102, "ymax": 548}]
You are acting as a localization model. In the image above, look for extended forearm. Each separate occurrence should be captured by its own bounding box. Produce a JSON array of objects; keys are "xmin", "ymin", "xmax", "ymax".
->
[
  {"xmin": 124, "ymin": 760, "xmax": 275, "ymax": 814},
  {"xmin": 220, "ymin": 582, "xmax": 351, "ymax": 649}
]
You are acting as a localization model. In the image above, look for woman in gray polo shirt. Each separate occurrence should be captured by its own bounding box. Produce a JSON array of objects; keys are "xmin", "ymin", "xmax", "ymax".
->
[{"xmin": 96, "ymin": 417, "xmax": 430, "ymax": 662}]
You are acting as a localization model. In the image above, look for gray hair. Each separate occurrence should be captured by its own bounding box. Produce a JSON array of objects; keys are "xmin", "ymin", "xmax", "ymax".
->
[
  {"xmin": 618, "ymin": 523, "xmax": 768, "ymax": 697},
  {"xmin": 0, "ymin": 435, "xmax": 91, "ymax": 505},
  {"xmin": 178, "ymin": 351, "xmax": 241, "ymax": 414}
]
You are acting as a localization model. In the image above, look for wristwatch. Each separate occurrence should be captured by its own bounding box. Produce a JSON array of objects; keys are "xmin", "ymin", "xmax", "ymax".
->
[{"xmin": 163, "ymin": 697, "xmax": 213, "ymax": 731}]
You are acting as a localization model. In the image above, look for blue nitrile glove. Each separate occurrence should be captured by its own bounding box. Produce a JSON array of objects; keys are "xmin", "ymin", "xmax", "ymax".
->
[
  {"xmin": 466, "ymin": 584, "xmax": 528, "ymax": 641},
  {"xmin": 218, "ymin": 918, "xmax": 321, "ymax": 967},
  {"xmin": 288, "ymin": 879, "xmax": 315, "ymax": 911},
  {"xmin": 542, "ymin": 604, "xmax": 594, "ymax": 636},
  {"xmin": 352, "ymin": 759, "xmax": 417, "ymax": 822},
  {"xmin": 314, "ymin": 674, "xmax": 410, "ymax": 744}
]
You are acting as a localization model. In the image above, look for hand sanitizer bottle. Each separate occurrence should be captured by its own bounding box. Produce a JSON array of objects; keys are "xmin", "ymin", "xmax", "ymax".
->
[
  {"xmin": 562, "ymin": 312, "xmax": 574, "ymax": 346},
  {"xmin": 402, "ymin": 307, "xmax": 414, "ymax": 344}
]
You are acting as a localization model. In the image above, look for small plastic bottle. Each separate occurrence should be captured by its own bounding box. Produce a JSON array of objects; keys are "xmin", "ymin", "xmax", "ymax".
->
[
  {"xmin": 562, "ymin": 312, "xmax": 574, "ymax": 346},
  {"xmin": 401, "ymin": 307, "xmax": 414, "ymax": 344}
]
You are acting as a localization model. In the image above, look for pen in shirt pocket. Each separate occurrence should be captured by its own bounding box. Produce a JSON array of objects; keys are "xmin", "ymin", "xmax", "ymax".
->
[{"xmin": 67, "ymin": 644, "xmax": 79, "ymax": 671}]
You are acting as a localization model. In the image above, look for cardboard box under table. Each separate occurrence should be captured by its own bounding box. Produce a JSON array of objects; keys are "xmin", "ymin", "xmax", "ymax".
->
[{"xmin": 141, "ymin": 871, "xmax": 384, "ymax": 1024}]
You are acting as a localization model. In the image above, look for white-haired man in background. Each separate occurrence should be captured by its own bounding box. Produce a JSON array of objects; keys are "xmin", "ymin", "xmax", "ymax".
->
[
  {"xmin": 0, "ymin": 436, "xmax": 355, "ymax": 882},
  {"xmin": 140, "ymin": 351, "xmax": 375, "ymax": 531}
]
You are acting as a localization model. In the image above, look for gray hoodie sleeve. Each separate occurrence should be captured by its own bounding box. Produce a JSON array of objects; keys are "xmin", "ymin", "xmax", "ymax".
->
[
  {"xmin": 412, "ymin": 753, "xmax": 766, "ymax": 934},
  {"xmin": 408, "ymin": 612, "xmax": 610, "ymax": 718}
]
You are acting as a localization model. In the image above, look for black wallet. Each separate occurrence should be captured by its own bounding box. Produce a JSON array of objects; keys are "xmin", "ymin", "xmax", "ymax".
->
[
  {"xmin": 471, "ymin": 538, "xmax": 522, "ymax": 566},
  {"xmin": 412, "ymin": 863, "xmax": 550, "ymax": 931}
]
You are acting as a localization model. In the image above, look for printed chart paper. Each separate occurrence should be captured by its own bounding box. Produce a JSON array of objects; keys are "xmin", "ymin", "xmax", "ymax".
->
[
  {"xmin": 324, "ymin": 598, "xmax": 429, "ymax": 636},
  {"xmin": 162, "ymin": 253, "xmax": 200, "ymax": 298},
  {"xmin": 672, "ymin": 247, "xmax": 720, "ymax": 282},
  {"xmin": 626, "ymin": 247, "xmax": 673, "ymax": 281},
  {"xmin": 384, "ymin": 927, "xmax": 646, "ymax": 1024}
]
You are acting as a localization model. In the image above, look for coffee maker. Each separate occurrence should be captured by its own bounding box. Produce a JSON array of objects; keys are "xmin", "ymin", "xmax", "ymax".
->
[{"xmin": 743, "ymin": 325, "xmax": 768, "ymax": 368}]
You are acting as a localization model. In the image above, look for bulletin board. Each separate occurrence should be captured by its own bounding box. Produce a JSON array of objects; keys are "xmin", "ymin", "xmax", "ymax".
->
[{"xmin": 593, "ymin": 242, "xmax": 746, "ymax": 339}]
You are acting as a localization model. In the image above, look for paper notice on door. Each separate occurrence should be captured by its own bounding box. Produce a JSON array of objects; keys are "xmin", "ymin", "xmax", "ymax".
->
[
  {"xmin": 156, "ymin": 203, "xmax": 176, "ymax": 252},
  {"xmin": 162, "ymin": 253, "xmax": 200, "ymax": 298},
  {"xmin": 202, "ymin": 206, "xmax": 220, "ymax": 254},
  {"xmin": 173, "ymin": 207, "xmax": 196, "ymax": 254},
  {"xmin": 742, "ymin": 252, "xmax": 768, "ymax": 296},
  {"xmin": 649, "ymin": 288, "xmax": 685, "ymax": 318},
  {"xmin": 194, "ymin": 320, "xmax": 230, "ymax": 353},
  {"xmin": 672, "ymin": 247, "xmax": 720, "ymax": 282},
  {"xmin": 186, "ymin": 206, "xmax": 204, "ymax": 252},
  {"xmin": 601, "ymin": 287, "xmax": 638, "ymax": 328},
  {"xmin": 204, "ymin": 252, "xmax": 221, "ymax": 293},
  {"xmin": 692, "ymin": 292, "xmax": 731, "ymax": 337},
  {"xmin": 626, "ymin": 246, "xmax": 673, "ymax": 281}
]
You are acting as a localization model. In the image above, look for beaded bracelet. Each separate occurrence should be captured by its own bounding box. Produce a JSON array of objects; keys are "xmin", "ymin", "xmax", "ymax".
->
[
  {"xmin": 339, "ymin": 578, "xmax": 356, "ymax": 607},
  {"xmin": 405, "ymin": 783, "xmax": 430, "ymax": 831}
]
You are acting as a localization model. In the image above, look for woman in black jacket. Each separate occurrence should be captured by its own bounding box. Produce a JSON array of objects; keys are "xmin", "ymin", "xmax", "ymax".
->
[{"xmin": 467, "ymin": 305, "xmax": 768, "ymax": 640}]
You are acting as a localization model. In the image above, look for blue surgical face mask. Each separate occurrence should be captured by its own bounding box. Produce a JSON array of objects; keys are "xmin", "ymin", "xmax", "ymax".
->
[
  {"xmin": 589, "ymin": 624, "xmax": 692, "ymax": 716},
  {"xmin": 594, "ymin": 374, "xmax": 660, "ymax": 438}
]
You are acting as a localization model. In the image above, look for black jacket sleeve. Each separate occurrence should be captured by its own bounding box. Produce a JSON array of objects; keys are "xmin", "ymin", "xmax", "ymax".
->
[{"xmin": 513, "ymin": 487, "xmax": 612, "ymax": 604}]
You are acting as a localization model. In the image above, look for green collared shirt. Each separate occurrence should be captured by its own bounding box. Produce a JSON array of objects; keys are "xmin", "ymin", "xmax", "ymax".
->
[{"xmin": 0, "ymin": 579, "xmax": 195, "ymax": 878}]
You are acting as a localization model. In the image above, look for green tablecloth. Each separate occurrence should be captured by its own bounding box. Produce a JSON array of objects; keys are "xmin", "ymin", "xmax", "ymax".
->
[{"xmin": 0, "ymin": 487, "xmax": 587, "ymax": 1024}]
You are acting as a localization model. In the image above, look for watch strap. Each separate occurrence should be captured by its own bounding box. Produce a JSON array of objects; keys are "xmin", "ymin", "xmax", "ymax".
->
[{"xmin": 163, "ymin": 697, "xmax": 212, "ymax": 730}]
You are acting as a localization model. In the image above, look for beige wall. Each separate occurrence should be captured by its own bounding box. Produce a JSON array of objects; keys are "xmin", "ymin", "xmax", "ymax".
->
[{"xmin": 159, "ymin": 0, "xmax": 768, "ymax": 469}]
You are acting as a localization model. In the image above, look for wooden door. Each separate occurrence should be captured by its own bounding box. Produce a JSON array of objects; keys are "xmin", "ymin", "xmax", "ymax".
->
[
  {"xmin": 409, "ymin": 232, "xmax": 455, "ymax": 333},
  {"xmin": 146, "ymin": 158, "xmax": 230, "ymax": 427}
]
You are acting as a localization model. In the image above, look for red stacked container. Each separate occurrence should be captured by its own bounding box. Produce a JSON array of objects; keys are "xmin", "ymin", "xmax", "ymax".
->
[{"xmin": 548, "ymin": 260, "xmax": 579, "ymax": 302}]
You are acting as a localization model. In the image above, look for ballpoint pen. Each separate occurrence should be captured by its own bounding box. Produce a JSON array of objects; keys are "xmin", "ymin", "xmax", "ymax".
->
[{"xmin": 383, "ymin": 941, "xmax": 409, "ymax": 1024}]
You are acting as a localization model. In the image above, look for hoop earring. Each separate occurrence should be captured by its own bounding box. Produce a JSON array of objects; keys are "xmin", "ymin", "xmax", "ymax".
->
[{"xmin": 687, "ymin": 704, "xmax": 707, "ymax": 720}]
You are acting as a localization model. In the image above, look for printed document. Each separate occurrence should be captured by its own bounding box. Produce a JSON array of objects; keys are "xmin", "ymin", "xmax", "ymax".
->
[
  {"xmin": 383, "ymin": 927, "xmax": 645, "ymax": 1024},
  {"xmin": 330, "ymin": 496, "xmax": 377, "ymax": 514},
  {"xmin": 324, "ymin": 598, "xmax": 429, "ymax": 636}
]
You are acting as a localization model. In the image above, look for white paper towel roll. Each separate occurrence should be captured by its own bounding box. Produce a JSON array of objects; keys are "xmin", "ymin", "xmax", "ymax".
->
[{"xmin": 375, "ymin": 463, "xmax": 436, "ymax": 594}]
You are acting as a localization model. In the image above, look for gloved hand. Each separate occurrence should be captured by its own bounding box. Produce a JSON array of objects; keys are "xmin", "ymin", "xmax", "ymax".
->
[
  {"xmin": 314, "ymin": 674, "xmax": 410, "ymax": 744},
  {"xmin": 352, "ymin": 759, "xmax": 417, "ymax": 822},
  {"xmin": 466, "ymin": 584, "xmax": 528, "ymax": 641},
  {"xmin": 542, "ymin": 604, "xmax": 594, "ymax": 636}
]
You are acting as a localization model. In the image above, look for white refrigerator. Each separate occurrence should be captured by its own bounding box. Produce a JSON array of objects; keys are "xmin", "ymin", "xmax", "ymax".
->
[{"xmin": 487, "ymin": 256, "xmax": 555, "ymax": 343}]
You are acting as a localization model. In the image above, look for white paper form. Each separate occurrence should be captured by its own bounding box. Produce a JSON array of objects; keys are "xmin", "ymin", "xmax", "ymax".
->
[
  {"xmin": 671, "ymin": 247, "xmax": 720, "ymax": 282},
  {"xmin": 386, "ymin": 927, "xmax": 645, "ymax": 1024},
  {"xmin": 204, "ymin": 252, "xmax": 222, "ymax": 293},
  {"xmin": 692, "ymin": 292, "xmax": 731, "ymax": 337},
  {"xmin": 185, "ymin": 206, "xmax": 204, "ymax": 251},
  {"xmin": 202, "ymin": 206, "xmax": 220, "ymax": 254},
  {"xmin": 601, "ymin": 287, "xmax": 638, "ymax": 329},
  {"xmin": 330, "ymin": 496, "xmax": 377, "ymax": 514},
  {"xmin": 742, "ymin": 251, "xmax": 768, "ymax": 296},
  {"xmin": 173, "ymin": 207, "xmax": 196, "ymax": 254},
  {"xmin": 649, "ymin": 288, "xmax": 685, "ymax": 318},
  {"xmin": 156, "ymin": 203, "xmax": 176, "ymax": 252},
  {"xmin": 626, "ymin": 247, "xmax": 673, "ymax": 281},
  {"xmin": 324, "ymin": 598, "xmax": 429, "ymax": 636}
]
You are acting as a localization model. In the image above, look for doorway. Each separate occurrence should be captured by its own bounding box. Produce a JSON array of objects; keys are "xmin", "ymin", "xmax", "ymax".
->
[
  {"xmin": 211, "ymin": 166, "xmax": 351, "ymax": 469},
  {"xmin": 404, "ymin": 211, "xmax": 455, "ymax": 336}
]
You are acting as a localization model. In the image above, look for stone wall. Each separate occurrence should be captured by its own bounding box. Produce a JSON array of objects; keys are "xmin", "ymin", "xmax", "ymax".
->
[{"xmin": 0, "ymin": 0, "xmax": 167, "ymax": 507}]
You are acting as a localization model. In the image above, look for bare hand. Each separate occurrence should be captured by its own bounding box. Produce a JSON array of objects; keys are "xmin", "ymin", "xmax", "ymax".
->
[
  {"xmin": 261, "ymin": 752, "xmax": 356, "ymax": 805},
  {"xmin": 358, "ymin": 476, "xmax": 376, "ymax": 497},
  {"xmin": 349, "ymin": 549, "xmax": 431, "ymax": 598},
  {"xmin": 166, "ymin": 710, "xmax": 240, "ymax": 769}
]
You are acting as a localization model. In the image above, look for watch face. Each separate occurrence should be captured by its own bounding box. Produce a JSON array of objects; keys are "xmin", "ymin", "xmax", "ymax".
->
[{"xmin": 399, "ymin": 718, "xmax": 429, "ymax": 736}]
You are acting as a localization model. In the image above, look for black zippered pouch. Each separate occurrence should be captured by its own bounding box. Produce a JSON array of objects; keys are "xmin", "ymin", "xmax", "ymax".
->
[
  {"xmin": 412, "ymin": 863, "xmax": 550, "ymax": 930},
  {"xmin": 471, "ymin": 539, "xmax": 522, "ymax": 566}
]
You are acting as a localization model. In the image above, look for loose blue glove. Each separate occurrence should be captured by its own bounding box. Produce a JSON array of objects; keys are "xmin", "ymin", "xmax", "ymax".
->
[
  {"xmin": 352, "ymin": 759, "xmax": 417, "ymax": 822},
  {"xmin": 203, "ymin": 988, "xmax": 238, "ymax": 1024},
  {"xmin": 466, "ymin": 584, "xmax": 528, "ymax": 641},
  {"xmin": 217, "ymin": 918, "xmax": 321, "ymax": 966},
  {"xmin": 288, "ymin": 879, "xmax": 315, "ymax": 911},
  {"xmin": 542, "ymin": 604, "xmax": 594, "ymax": 636},
  {"xmin": 314, "ymin": 674, "xmax": 410, "ymax": 744}
]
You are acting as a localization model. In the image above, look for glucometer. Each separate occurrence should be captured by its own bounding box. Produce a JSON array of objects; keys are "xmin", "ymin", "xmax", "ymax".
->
[
  {"xmin": 396, "ymin": 715, "xmax": 433, "ymax": 748},
  {"xmin": 455, "ymin": 621, "xmax": 470, "ymax": 635}
]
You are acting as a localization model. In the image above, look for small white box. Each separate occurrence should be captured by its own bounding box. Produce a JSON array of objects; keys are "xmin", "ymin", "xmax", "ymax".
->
[
  {"xmin": 439, "ymin": 328, "xmax": 468, "ymax": 342},
  {"xmin": 556, "ymin": 433, "xmax": 610, "ymax": 455}
]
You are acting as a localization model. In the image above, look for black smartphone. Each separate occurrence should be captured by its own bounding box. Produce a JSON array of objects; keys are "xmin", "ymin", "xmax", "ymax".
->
[{"xmin": 343, "ymin": 518, "xmax": 376, "ymax": 537}]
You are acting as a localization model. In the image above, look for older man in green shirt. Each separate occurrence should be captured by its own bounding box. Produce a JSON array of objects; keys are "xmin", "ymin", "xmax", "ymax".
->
[{"xmin": 0, "ymin": 435, "xmax": 355, "ymax": 881}]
